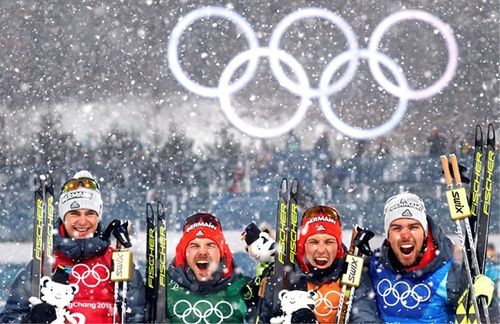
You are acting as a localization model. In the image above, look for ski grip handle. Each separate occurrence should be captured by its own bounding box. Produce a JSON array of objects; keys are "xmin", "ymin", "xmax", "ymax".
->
[
  {"xmin": 440, "ymin": 155, "xmax": 453, "ymax": 186},
  {"xmin": 450, "ymin": 154, "xmax": 462, "ymax": 183},
  {"xmin": 445, "ymin": 187, "xmax": 471, "ymax": 220},
  {"xmin": 340, "ymin": 254, "xmax": 364, "ymax": 287},
  {"xmin": 441, "ymin": 154, "xmax": 471, "ymax": 220},
  {"xmin": 111, "ymin": 251, "xmax": 134, "ymax": 282}
]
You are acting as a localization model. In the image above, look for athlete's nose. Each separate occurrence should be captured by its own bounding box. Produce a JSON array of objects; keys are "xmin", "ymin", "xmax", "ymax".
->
[{"xmin": 400, "ymin": 227, "xmax": 412, "ymax": 239}]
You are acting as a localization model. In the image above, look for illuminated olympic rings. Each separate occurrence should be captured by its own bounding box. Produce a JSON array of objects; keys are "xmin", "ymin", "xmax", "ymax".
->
[{"xmin": 167, "ymin": 6, "xmax": 458, "ymax": 139}]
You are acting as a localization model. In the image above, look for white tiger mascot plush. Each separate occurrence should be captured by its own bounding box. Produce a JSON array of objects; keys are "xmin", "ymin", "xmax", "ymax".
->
[
  {"xmin": 28, "ymin": 267, "xmax": 85, "ymax": 324},
  {"xmin": 242, "ymin": 222, "xmax": 276, "ymax": 263},
  {"xmin": 270, "ymin": 290, "xmax": 318, "ymax": 324}
]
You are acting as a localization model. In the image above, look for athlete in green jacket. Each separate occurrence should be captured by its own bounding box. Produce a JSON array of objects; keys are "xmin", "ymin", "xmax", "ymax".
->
[{"xmin": 166, "ymin": 212, "xmax": 253, "ymax": 323}]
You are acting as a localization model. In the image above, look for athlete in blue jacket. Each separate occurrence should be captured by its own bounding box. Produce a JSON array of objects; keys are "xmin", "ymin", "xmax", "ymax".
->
[{"xmin": 350, "ymin": 192, "xmax": 499, "ymax": 323}]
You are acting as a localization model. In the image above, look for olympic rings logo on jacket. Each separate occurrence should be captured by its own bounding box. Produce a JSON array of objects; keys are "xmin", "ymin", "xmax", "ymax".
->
[
  {"xmin": 173, "ymin": 299, "xmax": 234, "ymax": 324},
  {"xmin": 376, "ymin": 278, "xmax": 432, "ymax": 309}
]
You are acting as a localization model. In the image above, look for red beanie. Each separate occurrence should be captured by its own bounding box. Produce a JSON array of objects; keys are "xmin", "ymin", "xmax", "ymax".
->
[
  {"xmin": 297, "ymin": 206, "xmax": 344, "ymax": 274},
  {"xmin": 174, "ymin": 213, "xmax": 233, "ymax": 278}
]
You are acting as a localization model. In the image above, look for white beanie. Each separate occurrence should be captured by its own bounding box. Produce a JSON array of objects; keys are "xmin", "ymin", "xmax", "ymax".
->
[
  {"xmin": 58, "ymin": 170, "xmax": 103, "ymax": 220},
  {"xmin": 384, "ymin": 192, "xmax": 427, "ymax": 237}
]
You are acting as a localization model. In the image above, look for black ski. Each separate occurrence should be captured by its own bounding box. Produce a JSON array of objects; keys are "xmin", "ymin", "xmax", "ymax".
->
[
  {"xmin": 272, "ymin": 178, "xmax": 288, "ymax": 314},
  {"xmin": 31, "ymin": 174, "xmax": 44, "ymax": 298},
  {"xmin": 475, "ymin": 124, "xmax": 495, "ymax": 274},
  {"xmin": 145, "ymin": 203, "xmax": 157, "ymax": 323},
  {"xmin": 467, "ymin": 125, "xmax": 484, "ymax": 238},
  {"xmin": 144, "ymin": 201, "xmax": 167, "ymax": 323},
  {"xmin": 43, "ymin": 176, "xmax": 54, "ymax": 278},
  {"xmin": 31, "ymin": 173, "xmax": 54, "ymax": 298},
  {"xmin": 271, "ymin": 178, "xmax": 299, "ymax": 315},
  {"xmin": 461, "ymin": 124, "xmax": 496, "ymax": 323},
  {"xmin": 286, "ymin": 179, "xmax": 299, "ymax": 277},
  {"xmin": 156, "ymin": 202, "xmax": 167, "ymax": 323}
]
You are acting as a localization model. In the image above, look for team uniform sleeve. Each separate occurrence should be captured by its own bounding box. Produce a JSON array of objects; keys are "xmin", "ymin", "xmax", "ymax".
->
[
  {"xmin": 0, "ymin": 261, "xmax": 33, "ymax": 323},
  {"xmin": 125, "ymin": 266, "xmax": 146, "ymax": 323},
  {"xmin": 445, "ymin": 255, "xmax": 467, "ymax": 311}
]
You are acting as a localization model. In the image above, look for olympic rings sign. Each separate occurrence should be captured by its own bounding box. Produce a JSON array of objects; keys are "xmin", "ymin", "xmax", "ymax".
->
[
  {"xmin": 173, "ymin": 299, "xmax": 234, "ymax": 324},
  {"xmin": 376, "ymin": 278, "xmax": 432, "ymax": 309},
  {"xmin": 167, "ymin": 7, "xmax": 458, "ymax": 139}
]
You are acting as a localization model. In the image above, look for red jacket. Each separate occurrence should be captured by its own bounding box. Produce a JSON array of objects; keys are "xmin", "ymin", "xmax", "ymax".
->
[{"xmin": 54, "ymin": 245, "xmax": 119, "ymax": 323}]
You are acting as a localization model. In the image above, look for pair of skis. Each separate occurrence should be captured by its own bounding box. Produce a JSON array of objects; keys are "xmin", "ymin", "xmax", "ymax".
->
[
  {"xmin": 145, "ymin": 201, "xmax": 167, "ymax": 323},
  {"xmin": 31, "ymin": 173, "xmax": 54, "ymax": 299},
  {"xmin": 271, "ymin": 178, "xmax": 299, "ymax": 315},
  {"xmin": 468, "ymin": 124, "xmax": 496, "ymax": 276},
  {"xmin": 441, "ymin": 123, "xmax": 496, "ymax": 324}
]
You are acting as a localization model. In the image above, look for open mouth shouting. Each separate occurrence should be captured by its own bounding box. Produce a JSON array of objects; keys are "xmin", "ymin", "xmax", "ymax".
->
[
  {"xmin": 400, "ymin": 244, "xmax": 415, "ymax": 255},
  {"xmin": 313, "ymin": 256, "xmax": 329, "ymax": 268},
  {"xmin": 193, "ymin": 259, "xmax": 214, "ymax": 281},
  {"xmin": 196, "ymin": 260, "xmax": 210, "ymax": 271},
  {"xmin": 397, "ymin": 241, "xmax": 419, "ymax": 266}
]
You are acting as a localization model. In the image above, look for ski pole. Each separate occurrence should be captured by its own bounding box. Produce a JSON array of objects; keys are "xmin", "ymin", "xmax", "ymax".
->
[
  {"xmin": 441, "ymin": 155, "xmax": 489, "ymax": 324},
  {"xmin": 337, "ymin": 226, "xmax": 374, "ymax": 324},
  {"xmin": 111, "ymin": 220, "xmax": 134, "ymax": 324}
]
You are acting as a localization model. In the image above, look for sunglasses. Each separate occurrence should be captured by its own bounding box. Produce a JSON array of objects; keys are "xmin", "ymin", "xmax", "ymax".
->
[
  {"xmin": 184, "ymin": 212, "xmax": 222, "ymax": 229},
  {"xmin": 61, "ymin": 177, "xmax": 100, "ymax": 193},
  {"xmin": 302, "ymin": 206, "xmax": 341, "ymax": 223}
]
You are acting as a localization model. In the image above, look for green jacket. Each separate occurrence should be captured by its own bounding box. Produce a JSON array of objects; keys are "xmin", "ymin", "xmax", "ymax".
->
[{"xmin": 166, "ymin": 262, "xmax": 249, "ymax": 323}]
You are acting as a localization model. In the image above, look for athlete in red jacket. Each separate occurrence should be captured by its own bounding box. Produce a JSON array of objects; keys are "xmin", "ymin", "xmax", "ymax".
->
[{"xmin": 0, "ymin": 170, "xmax": 145, "ymax": 323}]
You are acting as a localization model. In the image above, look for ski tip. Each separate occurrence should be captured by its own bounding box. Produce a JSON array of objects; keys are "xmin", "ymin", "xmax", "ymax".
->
[
  {"xmin": 280, "ymin": 178, "xmax": 288, "ymax": 191},
  {"xmin": 474, "ymin": 124, "xmax": 483, "ymax": 144},
  {"xmin": 157, "ymin": 201, "xmax": 165, "ymax": 215},
  {"xmin": 33, "ymin": 174, "xmax": 43, "ymax": 191},
  {"xmin": 487, "ymin": 123, "xmax": 495, "ymax": 142},
  {"xmin": 45, "ymin": 174, "xmax": 54, "ymax": 192},
  {"xmin": 146, "ymin": 202, "xmax": 154, "ymax": 214},
  {"xmin": 291, "ymin": 178, "xmax": 299, "ymax": 194}
]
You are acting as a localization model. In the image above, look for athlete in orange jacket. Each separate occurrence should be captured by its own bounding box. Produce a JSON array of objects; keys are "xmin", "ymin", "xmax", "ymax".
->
[{"xmin": 259, "ymin": 205, "xmax": 347, "ymax": 323}]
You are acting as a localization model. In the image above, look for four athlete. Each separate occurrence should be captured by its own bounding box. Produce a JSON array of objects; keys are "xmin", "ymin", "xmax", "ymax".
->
[{"xmin": 0, "ymin": 172, "xmax": 497, "ymax": 323}]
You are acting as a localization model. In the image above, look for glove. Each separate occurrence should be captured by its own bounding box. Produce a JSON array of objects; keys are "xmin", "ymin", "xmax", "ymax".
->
[
  {"xmin": 22, "ymin": 302, "xmax": 57, "ymax": 323},
  {"xmin": 54, "ymin": 233, "xmax": 109, "ymax": 261},
  {"xmin": 102, "ymin": 219, "xmax": 132, "ymax": 247},
  {"xmin": 54, "ymin": 235, "xmax": 81, "ymax": 260},
  {"xmin": 271, "ymin": 290, "xmax": 318, "ymax": 324},
  {"xmin": 242, "ymin": 276, "xmax": 261, "ymax": 302},
  {"xmin": 473, "ymin": 274, "xmax": 494, "ymax": 306},
  {"xmin": 78, "ymin": 235, "xmax": 109, "ymax": 259},
  {"xmin": 270, "ymin": 315, "xmax": 285, "ymax": 324},
  {"xmin": 270, "ymin": 309, "xmax": 317, "ymax": 324},
  {"xmin": 291, "ymin": 308, "xmax": 318, "ymax": 323}
]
